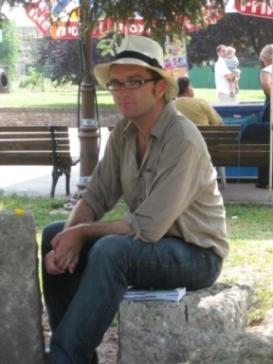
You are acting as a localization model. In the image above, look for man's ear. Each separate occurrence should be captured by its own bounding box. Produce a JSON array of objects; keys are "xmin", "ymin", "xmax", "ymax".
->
[{"xmin": 156, "ymin": 79, "xmax": 168, "ymax": 99}]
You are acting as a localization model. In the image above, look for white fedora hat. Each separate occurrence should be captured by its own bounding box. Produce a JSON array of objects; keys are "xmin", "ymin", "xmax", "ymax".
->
[{"xmin": 94, "ymin": 35, "xmax": 178, "ymax": 102}]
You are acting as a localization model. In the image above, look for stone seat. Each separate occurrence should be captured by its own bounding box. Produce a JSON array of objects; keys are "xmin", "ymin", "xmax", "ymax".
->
[{"xmin": 118, "ymin": 283, "xmax": 252, "ymax": 364}]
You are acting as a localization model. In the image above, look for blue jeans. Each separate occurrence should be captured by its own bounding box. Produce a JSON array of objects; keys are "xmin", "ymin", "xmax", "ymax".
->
[{"xmin": 42, "ymin": 221, "xmax": 222, "ymax": 364}]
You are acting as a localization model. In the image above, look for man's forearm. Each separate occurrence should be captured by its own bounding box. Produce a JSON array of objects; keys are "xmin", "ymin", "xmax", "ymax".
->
[
  {"xmin": 225, "ymin": 72, "xmax": 235, "ymax": 81},
  {"xmin": 65, "ymin": 198, "xmax": 97, "ymax": 228},
  {"xmin": 79, "ymin": 219, "xmax": 134, "ymax": 239},
  {"xmin": 65, "ymin": 198, "xmax": 134, "ymax": 237}
]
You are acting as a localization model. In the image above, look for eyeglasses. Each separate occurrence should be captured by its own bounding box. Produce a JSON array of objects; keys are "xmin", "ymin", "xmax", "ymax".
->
[{"xmin": 106, "ymin": 78, "xmax": 160, "ymax": 91}]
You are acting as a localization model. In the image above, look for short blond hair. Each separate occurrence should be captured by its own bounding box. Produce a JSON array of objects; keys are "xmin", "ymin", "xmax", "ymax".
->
[
  {"xmin": 225, "ymin": 46, "xmax": 236, "ymax": 58},
  {"xmin": 260, "ymin": 44, "xmax": 273, "ymax": 63}
]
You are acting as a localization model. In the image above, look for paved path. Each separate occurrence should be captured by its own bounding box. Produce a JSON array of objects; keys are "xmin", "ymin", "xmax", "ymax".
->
[{"xmin": 0, "ymin": 127, "xmax": 272, "ymax": 205}]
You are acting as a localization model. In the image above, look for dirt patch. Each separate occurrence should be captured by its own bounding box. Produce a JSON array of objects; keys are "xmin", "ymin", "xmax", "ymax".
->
[{"xmin": 43, "ymin": 308, "xmax": 118, "ymax": 363}]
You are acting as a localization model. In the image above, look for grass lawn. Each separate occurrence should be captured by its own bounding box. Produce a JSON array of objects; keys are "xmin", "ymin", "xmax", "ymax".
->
[
  {"xmin": 0, "ymin": 193, "xmax": 272, "ymax": 326},
  {"xmin": 0, "ymin": 86, "xmax": 265, "ymax": 108},
  {"xmin": 0, "ymin": 87, "xmax": 115, "ymax": 109}
]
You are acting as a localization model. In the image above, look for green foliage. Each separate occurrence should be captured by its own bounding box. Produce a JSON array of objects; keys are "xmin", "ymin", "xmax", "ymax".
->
[
  {"xmin": 79, "ymin": 0, "xmax": 225, "ymax": 42},
  {"xmin": 96, "ymin": 33, "xmax": 123, "ymax": 57},
  {"xmin": 0, "ymin": 19, "xmax": 20, "ymax": 77},
  {"xmin": 19, "ymin": 67, "xmax": 46, "ymax": 91}
]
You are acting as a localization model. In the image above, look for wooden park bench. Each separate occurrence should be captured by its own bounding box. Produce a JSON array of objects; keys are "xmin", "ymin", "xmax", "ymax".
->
[
  {"xmin": 0, "ymin": 125, "xmax": 79, "ymax": 197},
  {"xmin": 107, "ymin": 123, "xmax": 269, "ymax": 186},
  {"xmin": 198, "ymin": 124, "xmax": 269, "ymax": 168}
]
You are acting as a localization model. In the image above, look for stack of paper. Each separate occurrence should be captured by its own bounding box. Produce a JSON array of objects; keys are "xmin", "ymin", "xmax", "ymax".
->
[{"xmin": 123, "ymin": 287, "xmax": 186, "ymax": 302}]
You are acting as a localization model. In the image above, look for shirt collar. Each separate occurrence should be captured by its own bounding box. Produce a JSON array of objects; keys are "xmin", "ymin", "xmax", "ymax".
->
[{"xmin": 122, "ymin": 102, "xmax": 177, "ymax": 139}]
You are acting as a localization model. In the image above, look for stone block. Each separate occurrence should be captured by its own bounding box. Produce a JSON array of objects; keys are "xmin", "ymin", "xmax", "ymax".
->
[
  {"xmin": 0, "ymin": 211, "xmax": 45, "ymax": 364},
  {"xmin": 118, "ymin": 283, "xmax": 252, "ymax": 364}
]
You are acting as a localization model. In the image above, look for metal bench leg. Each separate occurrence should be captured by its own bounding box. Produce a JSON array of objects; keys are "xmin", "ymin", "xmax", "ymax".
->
[
  {"xmin": 217, "ymin": 167, "xmax": 227, "ymax": 189},
  {"xmin": 51, "ymin": 167, "xmax": 61, "ymax": 198},
  {"xmin": 65, "ymin": 168, "xmax": 71, "ymax": 196}
]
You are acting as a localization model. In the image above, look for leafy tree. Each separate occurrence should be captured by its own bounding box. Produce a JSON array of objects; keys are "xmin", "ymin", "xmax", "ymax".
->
[
  {"xmin": 187, "ymin": 13, "xmax": 273, "ymax": 67},
  {"xmin": 0, "ymin": 18, "xmax": 20, "ymax": 76},
  {"xmin": 38, "ymin": 36, "xmax": 114, "ymax": 85}
]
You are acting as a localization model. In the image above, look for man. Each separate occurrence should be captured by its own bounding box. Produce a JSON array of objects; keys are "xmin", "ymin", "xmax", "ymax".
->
[
  {"xmin": 43, "ymin": 35, "xmax": 228, "ymax": 364},
  {"xmin": 174, "ymin": 76, "xmax": 223, "ymax": 125},
  {"xmin": 214, "ymin": 44, "xmax": 237, "ymax": 103}
]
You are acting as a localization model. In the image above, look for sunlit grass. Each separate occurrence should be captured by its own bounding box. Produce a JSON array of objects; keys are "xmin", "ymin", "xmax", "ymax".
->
[
  {"xmin": 194, "ymin": 88, "xmax": 265, "ymax": 103},
  {"xmin": 0, "ymin": 85, "xmax": 264, "ymax": 108},
  {"xmin": 222, "ymin": 204, "xmax": 273, "ymax": 324}
]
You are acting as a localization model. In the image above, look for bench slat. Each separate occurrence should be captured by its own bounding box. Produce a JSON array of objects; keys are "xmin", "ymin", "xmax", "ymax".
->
[
  {"xmin": 208, "ymin": 144, "xmax": 269, "ymax": 151},
  {"xmin": 198, "ymin": 125, "xmax": 241, "ymax": 132},
  {"xmin": 0, "ymin": 126, "xmax": 68, "ymax": 132},
  {"xmin": 0, "ymin": 132, "xmax": 69, "ymax": 139},
  {"xmin": 196, "ymin": 124, "xmax": 270, "ymax": 169},
  {"xmin": 0, "ymin": 140, "xmax": 70, "ymax": 150},
  {"xmin": 0, "ymin": 151, "xmax": 73, "ymax": 165}
]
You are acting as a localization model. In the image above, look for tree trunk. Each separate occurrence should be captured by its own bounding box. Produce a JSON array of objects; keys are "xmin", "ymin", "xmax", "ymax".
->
[{"xmin": 78, "ymin": 18, "xmax": 99, "ymax": 189}]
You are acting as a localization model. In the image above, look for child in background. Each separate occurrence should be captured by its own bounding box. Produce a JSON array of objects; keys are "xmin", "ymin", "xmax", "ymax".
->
[{"xmin": 224, "ymin": 46, "xmax": 241, "ymax": 97}]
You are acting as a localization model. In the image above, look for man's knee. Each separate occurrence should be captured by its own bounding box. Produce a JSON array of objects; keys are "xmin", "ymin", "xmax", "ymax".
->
[{"xmin": 90, "ymin": 234, "xmax": 132, "ymax": 263}]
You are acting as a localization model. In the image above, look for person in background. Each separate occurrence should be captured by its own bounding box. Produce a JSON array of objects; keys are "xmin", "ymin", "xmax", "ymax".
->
[
  {"xmin": 256, "ymin": 44, "xmax": 273, "ymax": 188},
  {"xmin": 174, "ymin": 77, "xmax": 226, "ymax": 188},
  {"xmin": 174, "ymin": 77, "xmax": 223, "ymax": 125},
  {"xmin": 214, "ymin": 44, "xmax": 237, "ymax": 103},
  {"xmin": 259, "ymin": 44, "xmax": 272, "ymax": 123},
  {"xmin": 42, "ymin": 35, "xmax": 228, "ymax": 364},
  {"xmin": 224, "ymin": 46, "xmax": 241, "ymax": 97}
]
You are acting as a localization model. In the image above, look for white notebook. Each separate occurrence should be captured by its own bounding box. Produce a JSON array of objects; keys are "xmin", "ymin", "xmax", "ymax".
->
[{"xmin": 123, "ymin": 287, "xmax": 186, "ymax": 302}]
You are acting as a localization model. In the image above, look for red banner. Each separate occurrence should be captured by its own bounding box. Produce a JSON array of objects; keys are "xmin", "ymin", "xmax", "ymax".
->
[
  {"xmin": 235, "ymin": 0, "xmax": 273, "ymax": 19},
  {"xmin": 25, "ymin": 2, "xmax": 151, "ymax": 39},
  {"xmin": 25, "ymin": 1, "xmax": 224, "ymax": 40}
]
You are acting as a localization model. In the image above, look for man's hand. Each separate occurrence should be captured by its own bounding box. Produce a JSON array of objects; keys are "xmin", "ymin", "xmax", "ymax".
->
[
  {"xmin": 44, "ymin": 213, "xmax": 134, "ymax": 275},
  {"xmin": 50, "ymin": 225, "xmax": 86, "ymax": 274},
  {"xmin": 44, "ymin": 250, "xmax": 66, "ymax": 275}
]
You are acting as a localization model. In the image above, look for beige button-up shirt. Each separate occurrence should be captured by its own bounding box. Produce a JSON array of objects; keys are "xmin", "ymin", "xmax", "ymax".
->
[{"xmin": 82, "ymin": 102, "xmax": 228, "ymax": 258}]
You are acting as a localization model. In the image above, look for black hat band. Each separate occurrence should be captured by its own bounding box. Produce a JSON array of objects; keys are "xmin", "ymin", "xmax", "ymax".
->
[{"xmin": 114, "ymin": 51, "xmax": 163, "ymax": 69}]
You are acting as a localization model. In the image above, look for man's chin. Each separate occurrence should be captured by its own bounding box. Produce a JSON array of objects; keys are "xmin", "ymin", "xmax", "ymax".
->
[{"xmin": 118, "ymin": 108, "xmax": 137, "ymax": 119}]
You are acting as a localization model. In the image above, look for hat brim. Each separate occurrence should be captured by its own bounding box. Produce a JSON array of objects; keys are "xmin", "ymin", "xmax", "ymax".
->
[{"xmin": 94, "ymin": 58, "xmax": 178, "ymax": 102}]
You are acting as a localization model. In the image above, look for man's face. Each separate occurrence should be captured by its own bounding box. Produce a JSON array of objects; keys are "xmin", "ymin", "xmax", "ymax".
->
[
  {"xmin": 108, "ymin": 64, "xmax": 166, "ymax": 120},
  {"xmin": 218, "ymin": 46, "xmax": 226, "ymax": 58}
]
